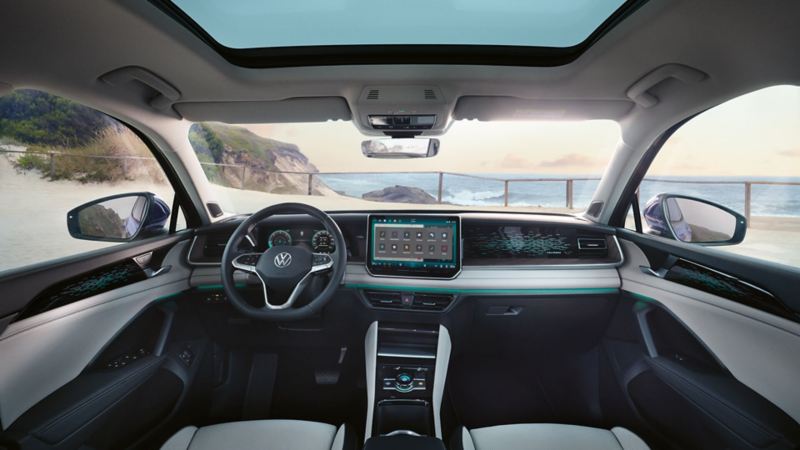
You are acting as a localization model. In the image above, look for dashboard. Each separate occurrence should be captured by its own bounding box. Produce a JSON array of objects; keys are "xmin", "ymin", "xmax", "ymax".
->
[{"xmin": 187, "ymin": 212, "xmax": 622, "ymax": 271}]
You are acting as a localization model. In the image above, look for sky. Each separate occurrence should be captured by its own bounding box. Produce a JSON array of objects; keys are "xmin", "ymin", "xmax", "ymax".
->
[{"xmin": 240, "ymin": 85, "xmax": 800, "ymax": 177}]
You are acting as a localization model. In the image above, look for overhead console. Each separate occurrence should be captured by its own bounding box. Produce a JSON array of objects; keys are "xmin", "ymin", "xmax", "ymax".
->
[
  {"xmin": 366, "ymin": 215, "xmax": 460, "ymax": 279},
  {"xmin": 355, "ymin": 86, "xmax": 451, "ymax": 137}
]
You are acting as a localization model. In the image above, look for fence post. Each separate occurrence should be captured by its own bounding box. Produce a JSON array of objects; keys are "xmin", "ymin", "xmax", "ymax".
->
[
  {"xmin": 744, "ymin": 182, "xmax": 752, "ymax": 223},
  {"xmin": 566, "ymin": 179, "xmax": 574, "ymax": 209},
  {"xmin": 240, "ymin": 165, "xmax": 246, "ymax": 189},
  {"xmin": 307, "ymin": 173, "xmax": 314, "ymax": 195},
  {"xmin": 437, "ymin": 172, "xmax": 444, "ymax": 203},
  {"xmin": 48, "ymin": 152, "xmax": 55, "ymax": 178},
  {"xmin": 504, "ymin": 180, "xmax": 510, "ymax": 207}
]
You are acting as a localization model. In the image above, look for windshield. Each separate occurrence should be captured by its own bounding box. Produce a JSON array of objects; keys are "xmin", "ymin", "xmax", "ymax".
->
[{"xmin": 187, "ymin": 120, "xmax": 621, "ymax": 214}]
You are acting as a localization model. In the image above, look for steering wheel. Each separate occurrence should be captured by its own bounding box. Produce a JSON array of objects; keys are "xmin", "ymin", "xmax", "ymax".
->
[{"xmin": 221, "ymin": 203, "xmax": 347, "ymax": 320}]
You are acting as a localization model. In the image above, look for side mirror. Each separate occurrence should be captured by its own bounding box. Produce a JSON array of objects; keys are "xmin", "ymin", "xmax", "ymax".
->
[
  {"xmin": 361, "ymin": 138, "xmax": 439, "ymax": 159},
  {"xmin": 67, "ymin": 193, "xmax": 171, "ymax": 242},
  {"xmin": 643, "ymin": 194, "xmax": 747, "ymax": 245}
]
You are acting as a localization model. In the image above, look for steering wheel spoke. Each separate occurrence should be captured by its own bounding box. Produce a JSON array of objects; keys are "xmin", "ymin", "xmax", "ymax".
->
[
  {"xmin": 311, "ymin": 252, "xmax": 334, "ymax": 273},
  {"xmin": 231, "ymin": 252, "xmax": 261, "ymax": 273}
]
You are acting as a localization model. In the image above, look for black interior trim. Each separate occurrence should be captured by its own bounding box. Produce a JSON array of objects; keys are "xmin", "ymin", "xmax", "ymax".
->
[
  {"xmin": 619, "ymin": 229, "xmax": 800, "ymax": 318},
  {"xmin": 0, "ymin": 231, "xmax": 191, "ymax": 319},
  {"xmin": 146, "ymin": 0, "xmax": 649, "ymax": 69}
]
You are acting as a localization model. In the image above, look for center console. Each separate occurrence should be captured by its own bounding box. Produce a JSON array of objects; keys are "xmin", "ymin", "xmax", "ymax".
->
[{"xmin": 364, "ymin": 321, "xmax": 451, "ymax": 446}]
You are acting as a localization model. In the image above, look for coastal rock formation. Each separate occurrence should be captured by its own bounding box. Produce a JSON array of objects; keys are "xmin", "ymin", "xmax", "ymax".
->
[
  {"xmin": 189, "ymin": 123, "xmax": 334, "ymax": 195},
  {"xmin": 362, "ymin": 185, "xmax": 439, "ymax": 204}
]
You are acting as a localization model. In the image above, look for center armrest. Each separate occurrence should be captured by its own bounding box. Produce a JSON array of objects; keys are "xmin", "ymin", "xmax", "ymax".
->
[{"xmin": 364, "ymin": 435, "xmax": 446, "ymax": 450}]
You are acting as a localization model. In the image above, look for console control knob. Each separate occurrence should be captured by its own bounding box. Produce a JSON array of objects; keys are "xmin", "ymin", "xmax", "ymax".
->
[{"xmin": 394, "ymin": 372, "xmax": 414, "ymax": 392}]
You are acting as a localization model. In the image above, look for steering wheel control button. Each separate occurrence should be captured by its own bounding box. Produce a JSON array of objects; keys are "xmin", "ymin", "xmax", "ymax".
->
[{"xmin": 238, "ymin": 254, "xmax": 259, "ymax": 265}]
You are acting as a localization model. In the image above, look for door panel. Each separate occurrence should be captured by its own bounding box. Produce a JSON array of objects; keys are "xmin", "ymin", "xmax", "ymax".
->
[
  {"xmin": 613, "ymin": 236, "xmax": 800, "ymax": 448},
  {"xmin": 0, "ymin": 239, "xmax": 192, "ymax": 430}
]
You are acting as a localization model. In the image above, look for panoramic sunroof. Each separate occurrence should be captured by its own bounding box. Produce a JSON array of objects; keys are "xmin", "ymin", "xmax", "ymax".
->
[
  {"xmin": 154, "ymin": 0, "xmax": 645, "ymax": 67},
  {"xmin": 171, "ymin": 0, "xmax": 626, "ymax": 49}
]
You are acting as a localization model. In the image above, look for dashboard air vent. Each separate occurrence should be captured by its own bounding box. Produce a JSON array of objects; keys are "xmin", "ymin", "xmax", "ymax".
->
[
  {"xmin": 363, "ymin": 290, "xmax": 454, "ymax": 312},
  {"xmin": 577, "ymin": 237, "xmax": 608, "ymax": 257},
  {"xmin": 412, "ymin": 293, "xmax": 453, "ymax": 311},
  {"xmin": 366, "ymin": 89, "xmax": 380, "ymax": 100},
  {"xmin": 364, "ymin": 290, "xmax": 402, "ymax": 307},
  {"xmin": 423, "ymin": 89, "xmax": 437, "ymax": 100}
]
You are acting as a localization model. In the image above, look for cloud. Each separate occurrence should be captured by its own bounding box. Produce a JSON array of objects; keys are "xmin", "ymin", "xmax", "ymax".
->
[
  {"xmin": 778, "ymin": 148, "xmax": 800, "ymax": 157},
  {"xmin": 497, "ymin": 154, "xmax": 529, "ymax": 169},
  {"xmin": 537, "ymin": 153, "xmax": 602, "ymax": 168}
]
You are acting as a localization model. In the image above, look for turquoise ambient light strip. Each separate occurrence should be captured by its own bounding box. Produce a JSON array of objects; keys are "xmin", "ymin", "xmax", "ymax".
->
[{"xmin": 344, "ymin": 284, "xmax": 618, "ymax": 296}]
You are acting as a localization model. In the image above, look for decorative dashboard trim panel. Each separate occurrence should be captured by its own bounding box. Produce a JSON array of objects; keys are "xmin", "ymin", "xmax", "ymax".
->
[
  {"xmin": 346, "ymin": 283, "xmax": 619, "ymax": 296},
  {"xmin": 345, "ymin": 264, "xmax": 621, "ymax": 291}
]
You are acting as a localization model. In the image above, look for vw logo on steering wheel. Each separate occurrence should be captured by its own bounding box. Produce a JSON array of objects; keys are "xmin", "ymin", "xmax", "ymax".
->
[{"xmin": 274, "ymin": 252, "xmax": 292, "ymax": 268}]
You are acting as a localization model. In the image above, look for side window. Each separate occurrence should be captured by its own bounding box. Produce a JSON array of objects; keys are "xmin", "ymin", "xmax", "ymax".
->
[
  {"xmin": 0, "ymin": 89, "xmax": 182, "ymax": 272},
  {"xmin": 628, "ymin": 85, "xmax": 800, "ymax": 267}
]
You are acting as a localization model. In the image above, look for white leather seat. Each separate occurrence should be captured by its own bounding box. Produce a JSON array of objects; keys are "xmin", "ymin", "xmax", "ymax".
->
[
  {"xmin": 454, "ymin": 423, "xmax": 649, "ymax": 450},
  {"xmin": 161, "ymin": 419, "xmax": 354, "ymax": 450}
]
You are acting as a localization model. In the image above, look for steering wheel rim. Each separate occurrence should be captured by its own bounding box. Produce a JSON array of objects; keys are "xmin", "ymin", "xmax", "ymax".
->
[{"xmin": 220, "ymin": 202, "xmax": 347, "ymax": 321}]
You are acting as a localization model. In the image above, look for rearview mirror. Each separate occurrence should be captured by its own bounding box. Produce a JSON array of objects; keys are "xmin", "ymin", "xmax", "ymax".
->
[
  {"xmin": 67, "ymin": 192, "xmax": 171, "ymax": 242},
  {"xmin": 361, "ymin": 138, "xmax": 439, "ymax": 159},
  {"xmin": 643, "ymin": 194, "xmax": 746, "ymax": 245}
]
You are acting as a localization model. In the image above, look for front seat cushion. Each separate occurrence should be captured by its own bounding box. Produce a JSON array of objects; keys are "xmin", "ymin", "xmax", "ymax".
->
[
  {"xmin": 161, "ymin": 419, "xmax": 354, "ymax": 450},
  {"xmin": 453, "ymin": 423, "xmax": 649, "ymax": 450}
]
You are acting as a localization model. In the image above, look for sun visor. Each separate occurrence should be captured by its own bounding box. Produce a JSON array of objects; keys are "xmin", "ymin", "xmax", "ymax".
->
[
  {"xmin": 453, "ymin": 96, "xmax": 634, "ymax": 121},
  {"xmin": 173, "ymin": 97, "xmax": 352, "ymax": 123}
]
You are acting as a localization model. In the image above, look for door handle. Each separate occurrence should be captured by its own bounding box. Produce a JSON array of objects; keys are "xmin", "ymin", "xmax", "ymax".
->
[
  {"xmin": 144, "ymin": 265, "xmax": 171, "ymax": 278},
  {"xmin": 485, "ymin": 305, "xmax": 522, "ymax": 316}
]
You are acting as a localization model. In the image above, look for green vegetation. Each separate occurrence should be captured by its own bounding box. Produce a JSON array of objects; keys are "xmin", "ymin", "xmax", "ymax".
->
[
  {"xmin": 1, "ymin": 89, "xmax": 322, "ymax": 193},
  {"xmin": 0, "ymin": 90, "xmax": 113, "ymax": 146},
  {"xmin": 0, "ymin": 90, "xmax": 164, "ymax": 184}
]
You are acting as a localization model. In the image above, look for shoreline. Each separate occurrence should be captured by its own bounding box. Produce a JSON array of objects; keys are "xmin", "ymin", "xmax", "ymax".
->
[{"xmin": 2, "ymin": 155, "xmax": 799, "ymax": 270}]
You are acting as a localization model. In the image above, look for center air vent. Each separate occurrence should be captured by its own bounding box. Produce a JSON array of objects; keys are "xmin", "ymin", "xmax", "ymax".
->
[
  {"xmin": 363, "ymin": 290, "xmax": 454, "ymax": 312},
  {"xmin": 366, "ymin": 89, "xmax": 380, "ymax": 100},
  {"xmin": 423, "ymin": 89, "xmax": 437, "ymax": 100}
]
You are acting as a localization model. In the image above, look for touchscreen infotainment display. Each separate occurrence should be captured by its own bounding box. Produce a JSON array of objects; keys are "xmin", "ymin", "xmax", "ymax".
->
[{"xmin": 367, "ymin": 215, "xmax": 460, "ymax": 278}]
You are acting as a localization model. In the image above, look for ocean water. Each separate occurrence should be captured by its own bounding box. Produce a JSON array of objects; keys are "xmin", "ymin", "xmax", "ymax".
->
[{"xmin": 318, "ymin": 173, "xmax": 800, "ymax": 217}]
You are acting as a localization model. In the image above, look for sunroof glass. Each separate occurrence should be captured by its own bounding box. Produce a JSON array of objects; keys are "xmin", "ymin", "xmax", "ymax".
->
[{"xmin": 171, "ymin": 0, "xmax": 628, "ymax": 50}]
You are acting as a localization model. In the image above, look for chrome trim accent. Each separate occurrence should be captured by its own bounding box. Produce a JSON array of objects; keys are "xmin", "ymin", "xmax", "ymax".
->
[
  {"xmin": 377, "ymin": 351, "xmax": 436, "ymax": 360},
  {"xmin": 365, "ymin": 213, "xmax": 463, "ymax": 280},
  {"xmin": 273, "ymin": 251, "xmax": 293, "ymax": 268},
  {"xmin": 433, "ymin": 325, "xmax": 451, "ymax": 439},
  {"xmin": 231, "ymin": 252, "xmax": 334, "ymax": 310},
  {"xmin": 345, "ymin": 264, "xmax": 621, "ymax": 291},
  {"xmin": 364, "ymin": 321, "xmax": 378, "ymax": 441},
  {"xmin": 577, "ymin": 236, "xmax": 608, "ymax": 250},
  {"xmin": 231, "ymin": 252, "xmax": 259, "ymax": 273},
  {"xmin": 385, "ymin": 430, "xmax": 421, "ymax": 437}
]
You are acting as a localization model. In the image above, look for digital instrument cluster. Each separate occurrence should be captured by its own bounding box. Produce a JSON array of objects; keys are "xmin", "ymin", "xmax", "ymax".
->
[{"xmin": 265, "ymin": 228, "xmax": 335, "ymax": 253}]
